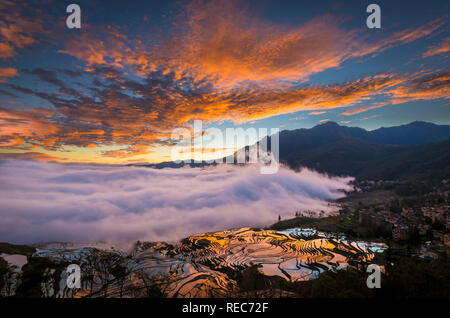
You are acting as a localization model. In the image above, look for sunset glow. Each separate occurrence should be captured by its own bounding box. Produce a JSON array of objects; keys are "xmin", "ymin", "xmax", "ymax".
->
[{"xmin": 0, "ymin": 0, "xmax": 448, "ymax": 164}]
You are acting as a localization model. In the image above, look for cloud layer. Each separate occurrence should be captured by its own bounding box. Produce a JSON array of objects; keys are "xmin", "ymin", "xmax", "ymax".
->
[{"xmin": 0, "ymin": 160, "xmax": 352, "ymax": 244}]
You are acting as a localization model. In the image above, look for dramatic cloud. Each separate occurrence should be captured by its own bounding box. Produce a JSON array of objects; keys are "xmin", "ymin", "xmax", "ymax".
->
[
  {"xmin": 0, "ymin": 0, "xmax": 45, "ymax": 59},
  {"xmin": 423, "ymin": 37, "xmax": 450, "ymax": 57},
  {"xmin": 0, "ymin": 108, "xmax": 58, "ymax": 147},
  {"xmin": 0, "ymin": 160, "xmax": 353, "ymax": 244},
  {"xmin": 351, "ymin": 17, "xmax": 446, "ymax": 58},
  {"xmin": 389, "ymin": 70, "xmax": 450, "ymax": 104},
  {"xmin": 58, "ymin": 1, "xmax": 445, "ymax": 88},
  {"xmin": 0, "ymin": 0, "xmax": 448, "ymax": 163},
  {"xmin": 0, "ymin": 67, "xmax": 18, "ymax": 82},
  {"xmin": 1, "ymin": 69, "xmax": 448, "ymax": 163},
  {"xmin": 160, "ymin": 2, "xmax": 354, "ymax": 87},
  {"xmin": 340, "ymin": 71, "xmax": 450, "ymax": 115}
]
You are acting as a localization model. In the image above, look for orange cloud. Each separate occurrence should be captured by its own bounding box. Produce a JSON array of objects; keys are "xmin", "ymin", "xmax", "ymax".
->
[
  {"xmin": 58, "ymin": 0, "xmax": 445, "ymax": 90},
  {"xmin": 359, "ymin": 115, "xmax": 380, "ymax": 121},
  {"xmin": 0, "ymin": 151, "xmax": 61, "ymax": 161},
  {"xmin": 0, "ymin": 108, "xmax": 58, "ymax": 143},
  {"xmin": 102, "ymin": 144, "xmax": 154, "ymax": 158},
  {"xmin": 423, "ymin": 37, "xmax": 450, "ymax": 57},
  {"xmin": 59, "ymin": 26, "xmax": 156, "ymax": 76},
  {"xmin": 341, "ymin": 71, "xmax": 450, "ymax": 115},
  {"xmin": 0, "ymin": 109, "xmax": 59, "ymax": 147},
  {"xmin": 352, "ymin": 17, "xmax": 446, "ymax": 58},
  {"xmin": 160, "ymin": 1, "xmax": 355, "ymax": 87},
  {"xmin": 340, "ymin": 102, "xmax": 390, "ymax": 116},
  {"xmin": 0, "ymin": 67, "xmax": 18, "ymax": 82},
  {"xmin": 183, "ymin": 74, "xmax": 403, "ymax": 123},
  {"xmin": 0, "ymin": 1, "xmax": 45, "ymax": 59},
  {"xmin": 3, "ymin": 70, "xmax": 445, "ymax": 162},
  {"xmin": 0, "ymin": 42, "xmax": 14, "ymax": 58},
  {"xmin": 389, "ymin": 71, "xmax": 450, "ymax": 104}
]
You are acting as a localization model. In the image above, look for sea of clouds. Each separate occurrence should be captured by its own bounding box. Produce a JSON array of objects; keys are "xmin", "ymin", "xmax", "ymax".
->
[{"xmin": 0, "ymin": 159, "xmax": 353, "ymax": 244}]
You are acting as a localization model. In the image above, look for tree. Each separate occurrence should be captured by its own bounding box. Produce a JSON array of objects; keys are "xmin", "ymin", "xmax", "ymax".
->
[{"xmin": 0, "ymin": 259, "xmax": 17, "ymax": 297}]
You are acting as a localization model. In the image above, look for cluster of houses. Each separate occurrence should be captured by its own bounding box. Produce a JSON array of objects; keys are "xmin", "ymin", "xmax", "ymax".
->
[{"xmin": 357, "ymin": 204, "xmax": 450, "ymax": 247}]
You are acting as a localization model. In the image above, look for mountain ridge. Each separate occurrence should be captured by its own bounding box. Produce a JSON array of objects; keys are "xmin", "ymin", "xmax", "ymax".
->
[
  {"xmin": 276, "ymin": 121, "xmax": 450, "ymax": 180},
  {"xmin": 139, "ymin": 121, "xmax": 450, "ymax": 181}
]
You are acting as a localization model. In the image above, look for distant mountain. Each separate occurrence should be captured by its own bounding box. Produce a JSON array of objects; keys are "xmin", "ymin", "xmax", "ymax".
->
[
  {"xmin": 356, "ymin": 139, "xmax": 450, "ymax": 180},
  {"xmin": 135, "ymin": 121, "xmax": 450, "ymax": 181},
  {"xmin": 277, "ymin": 121, "xmax": 450, "ymax": 180},
  {"xmin": 279, "ymin": 121, "xmax": 450, "ymax": 148},
  {"xmin": 355, "ymin": 121, "xmax": 450, "ymax": 146},
  {"xmin": 129, "ymin": 161, "xmax": 215, "ymax": 169}
]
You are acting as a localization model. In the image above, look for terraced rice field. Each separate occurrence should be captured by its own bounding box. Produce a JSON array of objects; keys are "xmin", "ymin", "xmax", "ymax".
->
[{"xmin": 30, "ymin": 227, "xmax": 386, "ymax": 298}]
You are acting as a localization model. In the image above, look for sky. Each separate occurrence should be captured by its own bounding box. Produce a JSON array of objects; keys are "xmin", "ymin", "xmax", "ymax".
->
[{"xmin": 0, "ymin": 0, "xmax": 449, "ymax": 164}]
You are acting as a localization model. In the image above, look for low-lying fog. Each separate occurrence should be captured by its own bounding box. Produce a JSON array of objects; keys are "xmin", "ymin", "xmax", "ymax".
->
[{"xmin": 0, "ymin": 159, "xmax": 353, "ymax": 244}]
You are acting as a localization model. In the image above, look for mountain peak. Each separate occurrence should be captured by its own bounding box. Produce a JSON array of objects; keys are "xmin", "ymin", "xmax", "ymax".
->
[
  {"xmin": 316, "ymin": 121, "xmax": 340, "ymax": 127},
  {"xmin": 406, "ymin": 121, "xmax": 437, "ymax": 127}
]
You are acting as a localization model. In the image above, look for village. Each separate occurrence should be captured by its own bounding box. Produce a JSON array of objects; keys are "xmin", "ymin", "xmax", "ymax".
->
[{"xmin": 342, "ymin": 179, "xmax": 450, "ymax": 259}]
